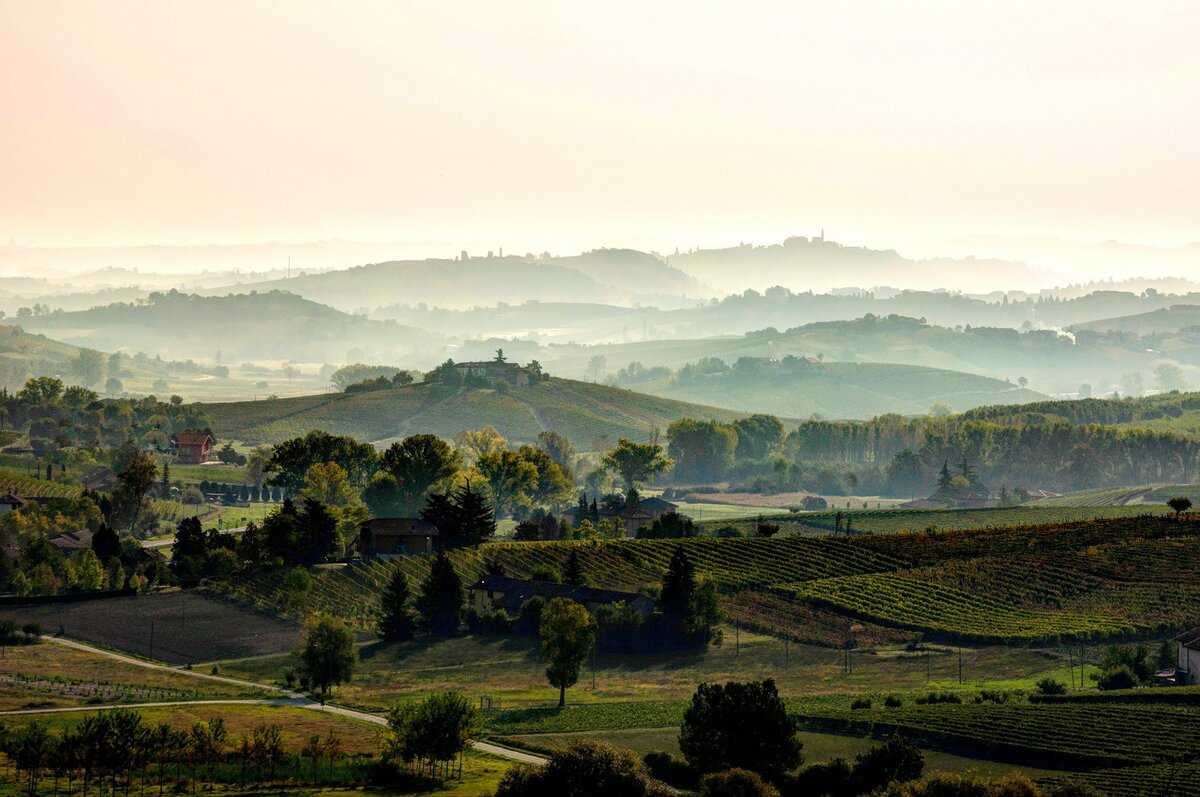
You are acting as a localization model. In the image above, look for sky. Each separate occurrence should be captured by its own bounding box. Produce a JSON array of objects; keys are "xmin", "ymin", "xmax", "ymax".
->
[{"xmin": 2, "ymin": 1, "xmax": 1199, "ymax": 256}]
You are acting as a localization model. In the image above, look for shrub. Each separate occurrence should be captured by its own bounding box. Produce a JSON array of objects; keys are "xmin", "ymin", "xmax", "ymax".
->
[
  {"xmin": 644, "ymin": 751, "xmax": 699, "ymax": 790},
  {"xmin": 884, "ymin": 695, "xmax": 904, "ymax": 708},
  {"xmin": 851, "ymin": 697, "xmax": 872, "ymax": 710},
  {"xmin": 700, "ymin": 768, "xmax": 781, "ymax": 797},
  {"xmin": 181, "ymin": 486, "xmax": 205, "ymax": 504},
  {"xmin": 1096, "ymin": 665, "xmax": 1138, "ymax": 691},
  {"xmin": 1036, "ymin": 678, "xmax": 1067, "ymax": 696},
  {"xmin": 496, "ymin": 741, "xmax": 673, "ymax": 797},
  {"xmin": 529, "ymin": 564, "xmax": 561, "ymax": 583}
]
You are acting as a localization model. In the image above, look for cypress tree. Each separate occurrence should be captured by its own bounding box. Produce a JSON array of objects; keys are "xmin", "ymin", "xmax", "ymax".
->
[
  {"xmin": 378, "ymin": 568, "xmax": 415, "ymax": 641},
  {"xmin": 563, "ymin": 549, "xmax": 585, "ymax": 586},
  {"xmin": 660, "ymin": 546, "xmax": 696, "ymax": 633},
  {"xmin": 416, "ymin": 552, "xmax": 464, "ymax": 636},
  {"xmin": 91, "ymin": 522, "xmax": 121, "ymax": 564}
]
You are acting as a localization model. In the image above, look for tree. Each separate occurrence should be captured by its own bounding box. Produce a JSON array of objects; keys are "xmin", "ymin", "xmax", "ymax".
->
[
  {"xmin": 679, "ymin": 679, "xmax": 802, "ymax": 782},
  {"xmin": 111, "ymin": 442, "xmax": 157, "ymax": 533},
  {"xmin": 417, "ymin": 551, "xmax": 464, "ymax": 635},
  {"xmin": 477, "ymin": 450, "xmax": 538, "ymax": 517},
  {"xmin": 385, "ymin": 691, "xmax": 478, "ymax": 779},
  {"xmin": 91, "ymin": 522, "xmax": 121, "ymax": 563},
  {"xmin": 536, "ymin": 431, "xmax": 576, "ymax": 473},
  {"xmin": 74, "ymin": 549, "xmax": 105, "ymax": 591},
  {"xmin": 850, "ymin": 737, "xmax": 924, "ymax": 794},
  {"xmin": 73, "ymin": 350, "xmax": 106, "ymax": 387},
  {"xmin": 667, "ymin": 418, "xmax": 738, "ymax": 483},
  {"xmin": 495, "ymin": 740, "xmax": 672, "ymax": 797},
  {"xmin": 421, "ymin": 482, "xmax": 497, "ymax": 548},
  {"xmin": 298, "ymin": 616, "xmax": 357, "ymax": 695},
  {"xmin": 733, "ymin": 414, "xmax": 785, "ymax": 461},
  {"xmin": 518, "ymin": 445, "xmax": 574, "ymax": 508},
  {"xmin": 452, "ymin": 426, "xmax": 507, "ymax": 466},
  {"xmin": 563, "ymin": 549, "xmax": 585, "ymax": 585},
  {"xmin": 266, "ymin": 431, "xmax": 379, "ymax": 491},
  {"xmin": 380, "ymin": 434, "xmax": 461, "ymax": 515},
  {"xmin": 378, "ymin": 569, "xmax": 415, "ymax": 642},
  {"xmin": 602, "ymin": 438, "xmax": 673, "ymax": 490},
  {"xmin": 299, "ymin": 461, "xmax": 361, "ymax": 508},
  {"xmin": 105, "ymin": 376, "xmax": 124, "ymax": 395},
  {"xmin": 1156, "ymin": 362, "xmax": 1189, "ymax": 391},
  {"xmin": 540, "ymin": 597, "xmax": 596, "ymax": 707},
  {"xmin": 1168, "ymin": 496, "xmax": 1192, "ymax": 517}
]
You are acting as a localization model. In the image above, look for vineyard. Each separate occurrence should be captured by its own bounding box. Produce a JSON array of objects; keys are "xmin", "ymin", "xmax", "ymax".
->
[
  {"xmin": 213, "ymin": 515, "xmax": 1200, "ymax": 647},
  {"xmin": 707, "ymin": 503, "xmax": 1154, "ymax": 536},
  {"xmin": 795, "ymin": 701, "xmax": 1200, "ymax": 768},
  {"xmin": 0, "ymin": 468, "xmax": 83, "ymax": 500}
]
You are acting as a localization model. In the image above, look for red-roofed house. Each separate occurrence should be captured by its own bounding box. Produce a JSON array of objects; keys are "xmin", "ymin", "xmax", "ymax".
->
[{"xmin": 172, "ymin": 432, "xmax": 215, "ymax": 465}]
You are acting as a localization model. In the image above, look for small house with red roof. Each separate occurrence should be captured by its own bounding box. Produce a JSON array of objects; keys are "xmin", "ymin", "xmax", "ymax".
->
[{"xmin": 172, "ymin": 431, "xmax": 215, "ymax": 465}]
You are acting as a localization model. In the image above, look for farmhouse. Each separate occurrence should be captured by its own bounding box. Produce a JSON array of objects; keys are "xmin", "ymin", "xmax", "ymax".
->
[
  {"xmin": 357, "ymin": 518, "xmax": 438, "ymax": 558},
  {"xmin": 1173, "ymin": 627, "xmax": 1200, "ymax": 685},
  {"xmin": 562, "ymin": 495, "xmax": 686, "ymax": 537},
  {"xmin": 49, "ymin": 529, "xmax": 95, "ymax": 552},
  {"xmin": 471, "ymin": 574, "xmax": 656, "ymax": 617},
  {"xmin": 0, "ymin": 494, "xmax": 25, "ymax": 517},
  {"xmin": 452, "ymin": 361, "xmax": 531, "ymax": 387},
  {"xmin": 171, "ymin": 431, "xmax": 215, "ymax": 465}
]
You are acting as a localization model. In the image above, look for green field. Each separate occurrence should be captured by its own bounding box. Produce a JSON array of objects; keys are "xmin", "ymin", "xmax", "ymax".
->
[{"xmin": 202, "ymin": 377, "xmax": 752, "ymax": 448}]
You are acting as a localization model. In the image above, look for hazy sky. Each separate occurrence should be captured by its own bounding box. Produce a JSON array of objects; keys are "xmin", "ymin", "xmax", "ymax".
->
[{"xmin": 3, "ymin": 1, "xmax": 1198, "ymax": 251}]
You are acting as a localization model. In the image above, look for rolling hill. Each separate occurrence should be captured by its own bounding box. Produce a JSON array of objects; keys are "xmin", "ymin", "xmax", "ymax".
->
[
  {"xmin": 1070, "ymin": 303, "xmax": 1200, "ymax": 335},
  {"xmin": 200, "ymin": 249, "xmax": 711, "ymax": 312},
  {"xmin": 7, "ymin": 290, "xmax": 443, "ymax": 364},
  {"xmin": 203, "ymin": 377, "xmax": 753, "ymax": 448},
  {"xmin": 615, "ymin": 361, "xmax": 1046, "ymax": 419}
]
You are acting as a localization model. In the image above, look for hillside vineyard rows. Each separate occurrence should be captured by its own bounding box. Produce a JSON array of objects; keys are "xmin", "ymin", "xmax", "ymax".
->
[{"xmin": 215, "ymin": 515, "xmax": 1200, "ymax": 646}]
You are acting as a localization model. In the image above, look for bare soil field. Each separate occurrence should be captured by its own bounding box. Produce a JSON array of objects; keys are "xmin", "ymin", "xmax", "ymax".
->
[{"xmin": 0, "ymin": 591, "xmax": 302, "ymax": 664}]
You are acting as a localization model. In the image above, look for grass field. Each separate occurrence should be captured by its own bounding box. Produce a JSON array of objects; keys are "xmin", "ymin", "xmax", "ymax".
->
[
  {"xmin": 0, "ymin": 639, "xmax": 267, "ymax": 710},
  {"xmin": 203, "ymin": 377, "xmax": 751, "ymax": 448},
  {"xmin": 0, "ymin": 591, "xmax": 303, "ymax": 664},
  {"xmin": 502, "ymin": 728, "xmax": 1075, "ymax": 781},
  {"xmin": 222, "ymin": 629, "xmax": 1080, "ymax": 713}
]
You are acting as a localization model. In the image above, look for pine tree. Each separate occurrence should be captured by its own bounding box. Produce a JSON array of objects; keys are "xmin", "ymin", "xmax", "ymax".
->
[
  {"xmin": 936, "ymin": 461, "xmax": 952, "ymax": 491},
  {"xmin": 161, "ymin": 462, "xmax": 171, "ymax": 498},
  {"xmin": 91, "ymin": 522, "xmax": 121, "ymax": 564},
  {"xmin": 416, "ymin": 552, "xmax": 464, "ymax": 636},
  {"xmin": 378, "ymin": 569, "xmax": 415, "ymax": 641},
  {"xmin": 563, "ymin": 549, "xmax": 584, "ymax": 585},
  {"xmin": 660, "ymin": 546, "xmax": 696, "ymax": 631},
  {"xmin": 454, "ymin": 481, "xmax": 496, "ymax": 547}
]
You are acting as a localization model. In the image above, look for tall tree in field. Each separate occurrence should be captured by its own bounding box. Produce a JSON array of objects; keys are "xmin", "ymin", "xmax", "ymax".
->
[
  {"xmin": 660, "ymin": 546, "xmax": 696, "ymax": 630},
  {"xmin": 1168, "ymin": 496, "xmax": 1193, "ymax": 517},
  {"xmin": 679, "ymin": 679, "xmax": 802, "ymax": 782},
  {"xmin": 299, "ymin": 616, "xmax": 357, "ymax": 695},
  {"xmin": 91, "ymin": 522, "xmax": 121, "ymax": 564},
  {"xmin": 380, "ymin": 434, "xmax": 461, "ymax": 515},
  {"xmin": 539, "ymin": 597, "xmax": 596, "ymax": 707},
  {"xmin": 601, "ymin": 439, "xmax": 673, "ymax": 491},
  {"xmin": 416, "ymin": 552, "xmax": 464, "ymax": 636},
  {"xmin": 452, "ymin": 426, "xmax": 507, "ymax": 466},
  {"xmin": 378, "ymin": 569, "xmax": 415, "ymax": 642}
]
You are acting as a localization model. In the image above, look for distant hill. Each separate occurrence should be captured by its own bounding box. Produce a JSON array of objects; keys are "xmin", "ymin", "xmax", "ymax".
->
[
  {"xmin": 7, "ymin": 290, "xmax": 443, "ymax": 364},
  {"xmin": 200, "ymin": 249, "xmax": 712, "ymax": 312},
  {"xmin": 1070, "ymin": 304, "xmax": 1200, "ymax": 335},
  {"xmin": 615, "ymin": 361, "xmax": 1046, "ymax": 419},
  {"xmin": 0, "ymin": 325, "xmax": 102, "ymax": 390},
  {"xmin": 375, "ymin": 288, "xmax": 1200, "ymax": 347},
  {"xmin": 668, "ymin": 236, "xmax": 1043, "ymax": 294},
  {"xmin": 523, "ymin": 314, "xmax": 1196, "ymax": 397},
  {"xmin": 203, "ymin": 377, "xmax": 752, "ymax": 448}
]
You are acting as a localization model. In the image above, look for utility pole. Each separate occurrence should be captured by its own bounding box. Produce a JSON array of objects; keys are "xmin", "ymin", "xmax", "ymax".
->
[{"xmin": 958, "ymin": 647, "xmax": 963, "ymax": 685}]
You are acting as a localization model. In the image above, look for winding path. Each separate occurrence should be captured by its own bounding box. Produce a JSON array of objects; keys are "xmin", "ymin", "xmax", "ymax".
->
[{"xmin": 23, "ymin": 636, "xmax": 545, "ymax": 766}]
